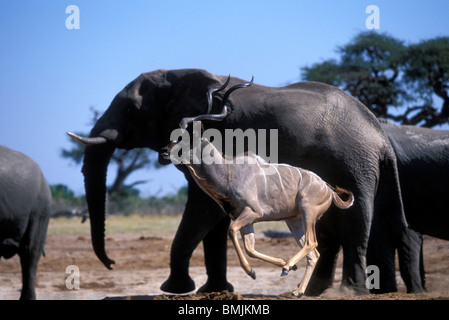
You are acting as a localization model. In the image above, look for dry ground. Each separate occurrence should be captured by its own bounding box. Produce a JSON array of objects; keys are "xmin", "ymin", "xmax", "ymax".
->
[{"xmin": 0, "ymin": 215, "xmax": 448, "ymax": 300}]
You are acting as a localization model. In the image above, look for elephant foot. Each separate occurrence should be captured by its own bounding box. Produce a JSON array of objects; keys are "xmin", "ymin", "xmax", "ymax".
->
[
  {"xmin": 406, "ymin": 284, "xmax": 426, "ymax": 294},
  {"xmin": 197, "ymin": 279, "xmax": 234, "ymax": 293},
  {"xmin": 19, "ymin": 289, "xmax": 36, "ymax": 300},
  {"xmin": 160, "ymin": 274, "xmax": 196, "ymax": 294}
]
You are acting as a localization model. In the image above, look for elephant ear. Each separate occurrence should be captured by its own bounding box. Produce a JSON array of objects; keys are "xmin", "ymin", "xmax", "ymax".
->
[
  {"xmin": 162, "ymin": 69, "xmax": 224, "ymax": 123},
  {"xmin": 136, "ymin": 70, "xmax": 173, "ymax": 112},
  {"xmin": 164, "ymin": 69, "xmax": 221, "ymax": 89}
]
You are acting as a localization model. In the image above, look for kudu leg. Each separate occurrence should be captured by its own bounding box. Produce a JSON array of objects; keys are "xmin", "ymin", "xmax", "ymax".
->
[
  {"xmin": 285, "ymin": 216, "xmax": 320, "ymax": 297},
  {"xmin": 240, "ymin": 224, "xmax": 287, "ymax": 268},
  {"xmin": 293, "ymin": 248, "xmax": 320, "ymax": 296},
  {"xmin": 228, "ymin": 207, "xmax": 260, "ymax": 280}
]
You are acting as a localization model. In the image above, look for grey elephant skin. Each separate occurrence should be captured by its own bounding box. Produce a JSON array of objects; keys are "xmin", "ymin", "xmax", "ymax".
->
[
  {"xmin": 381, "ymin": 120, "xmax": 449, "ymax": 292},
  {"xmin": 0, "ymin": 145, "xmax": 51, "ymax": 300},
  {"xmin": 69, "ymin": 69, "xmax": 411, "ymax": 295}
]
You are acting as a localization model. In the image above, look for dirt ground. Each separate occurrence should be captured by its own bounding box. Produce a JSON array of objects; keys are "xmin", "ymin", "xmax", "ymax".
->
[{"xmin": 0, "ymin": 218, "xmax": 448, "ymax": 300}]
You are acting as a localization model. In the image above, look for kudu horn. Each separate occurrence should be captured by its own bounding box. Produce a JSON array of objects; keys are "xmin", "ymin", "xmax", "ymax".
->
[
  {"xmin": 206, "ymin": 74, "xmax": 231, "ymax": 114},
  {"xmin": 179, "ymin": 75, "xmax": 254, "ymax": 130}
]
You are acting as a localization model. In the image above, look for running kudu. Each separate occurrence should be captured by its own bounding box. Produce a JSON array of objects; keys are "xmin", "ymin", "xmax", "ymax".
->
[{"xmin": 162, "ymin": 77, "xmax": 354, "ymax": 297}]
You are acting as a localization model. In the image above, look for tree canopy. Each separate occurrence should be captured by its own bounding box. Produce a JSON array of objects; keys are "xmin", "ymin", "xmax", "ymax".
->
[{"xmin": 301, "ymin": 31, "xmax": 449, "ymax": 128}]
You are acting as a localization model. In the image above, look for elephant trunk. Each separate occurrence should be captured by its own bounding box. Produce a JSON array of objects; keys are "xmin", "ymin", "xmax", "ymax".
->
[{"xmin": 82, "ymin": 143, "xmax": 116, "ymax": 270}]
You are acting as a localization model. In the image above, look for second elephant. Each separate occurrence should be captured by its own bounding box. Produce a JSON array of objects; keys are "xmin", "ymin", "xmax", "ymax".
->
[
  {"xmin": 380, "ymin": 120, "xmax": 449, "ymax": 292},
  {"xmin": 0, "ymin": 145, "xmax": 51, "ymax": 300}
]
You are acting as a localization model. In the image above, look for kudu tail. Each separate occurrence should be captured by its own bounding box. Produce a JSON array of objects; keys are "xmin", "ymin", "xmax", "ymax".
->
[{"xmin": 327, "ymin": 184, "xmax": 354, "ymax": 209}]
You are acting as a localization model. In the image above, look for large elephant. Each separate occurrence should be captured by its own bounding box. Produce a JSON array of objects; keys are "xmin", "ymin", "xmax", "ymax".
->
[
  {"xmin": 68, "ymin": 69, "xmax": 411, "ymax": 295},
  {"xmin": 0, "ymin": 146, "xmax": 51, "ymax": 300},
  {"xmin": 380, "ymin": 120, "xmax": 449, "ymax": 292}
]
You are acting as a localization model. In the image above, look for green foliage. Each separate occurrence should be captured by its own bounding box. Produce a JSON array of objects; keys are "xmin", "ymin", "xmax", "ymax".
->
[
  {"xmin": 337, "ymin": 31, "xmax": 406, "ymax": 117},
  {"xmin": 301, "ymin": 31, "xmax": 449, "ymax": 127},
  {"xmin": 50, "ymin": 184, "xmax": 84, "ymax": 206},
  {"xmin": 301, "ymin": 59, "xmax": 342, "ymax": 87},
  {"xmin": 401, "ymin": 37, "xmax": 449, "ymax": 127},
  {"xmin": 50, "ymin": 183, "xmax": 188, "ymax": 216}
]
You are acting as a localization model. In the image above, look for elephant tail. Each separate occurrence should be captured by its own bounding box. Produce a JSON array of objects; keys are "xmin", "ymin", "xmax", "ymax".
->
[
  {"xmin": 377, "ymin": 148, "xmax": 408, "ymax": 231},
  {"xmin": 327, "ymin": 184, "xmax": 354, "ymax": 209}
]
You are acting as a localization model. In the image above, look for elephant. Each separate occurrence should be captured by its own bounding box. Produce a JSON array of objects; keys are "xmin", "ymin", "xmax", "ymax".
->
[
  {"xmin": 67, "ymin": 68, "xmax": 412, "ymax": 295},
  {"xmin": 379, "ymin": 119, "xmax": 449, "ymax": 292},
  {"xmin": 0, "ymin": 145, "xmax": 51, "ymax": 300}
]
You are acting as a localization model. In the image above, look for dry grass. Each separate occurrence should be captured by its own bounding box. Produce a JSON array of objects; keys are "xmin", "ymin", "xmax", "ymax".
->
[
  {"xmin": 48, "ymin": 214, "xmax": 183, "ymax": 237},
  {"xmin": 48, "ymin": 214, "xmax": 289, "ymax": 237}
]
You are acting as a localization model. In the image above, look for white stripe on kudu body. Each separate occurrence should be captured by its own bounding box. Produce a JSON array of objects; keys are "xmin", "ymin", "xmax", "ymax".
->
[{"xmin": 163, "ymin": 139, "xmax": 354, "ymax": 297}]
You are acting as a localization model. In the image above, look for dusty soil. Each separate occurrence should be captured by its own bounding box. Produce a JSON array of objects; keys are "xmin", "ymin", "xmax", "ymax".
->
[{"xmin": 0, "ymin": 224, "xmax": 448, "ymax": 300}]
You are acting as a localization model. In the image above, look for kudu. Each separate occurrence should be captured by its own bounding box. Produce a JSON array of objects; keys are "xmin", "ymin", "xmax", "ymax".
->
[{"xmin": 162, "ymin": 77, "xmax": 354, "ymax": 297}]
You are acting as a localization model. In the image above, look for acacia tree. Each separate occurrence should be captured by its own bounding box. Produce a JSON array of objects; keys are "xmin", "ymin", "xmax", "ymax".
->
[
  {"xmin": 301, "ymin": 31, "xmax": 449, "ymax": 128},
  {"xmin": 62, "ymin": 107, "xmax": 160, "ymax": 197},
  {"xmin": 399, "ymin": 37, "xmax": 449, "ymax": 127}
]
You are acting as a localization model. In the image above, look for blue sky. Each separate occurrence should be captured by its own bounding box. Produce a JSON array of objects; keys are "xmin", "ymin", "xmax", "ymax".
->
[{"xmin": 0, "ymin": 1, "xmax": 448, "ymax": 197}]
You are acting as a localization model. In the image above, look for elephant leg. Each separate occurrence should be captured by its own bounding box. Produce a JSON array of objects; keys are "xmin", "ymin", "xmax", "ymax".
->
[
  {"xmin": 419, "ymin": 239, "xmax": 426, "ymax": 290},
  {"xmin": 397, "ymin": 228, "xmax": 426, "ymax": 293},
  {"xmin": 340, "ymin": 192, "xmax": 374, "ymax": 295},
  {"xmin": 19, "ymin": 212, "xmax": 49, "ymax": 300},
  {"xmin": 160, "ymin": 186, "xmax": 229, "ymax": 294},
  {"xmin": 367, "ymin": 208, "xmax": 397, "ymax": 293},
  {"xmin": 19, "ymin": 250, "xmax": 37, "ymax": 300},
  {"xmin": 368, "ymin": 152, "xmax": 418, "ymax": 293},
  {"xmin": 341, "ymin": 243, "xmax": 369, "ymax": 295},
  {"xmin": 197, "ymin": 215, "xmax": 234, "ymax": 293}
]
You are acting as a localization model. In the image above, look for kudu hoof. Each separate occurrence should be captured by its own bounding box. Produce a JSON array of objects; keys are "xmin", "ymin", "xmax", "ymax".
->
[
  {"xmin": 249, "ymin": 269, "xmax": 256, "ymax": 280},
  {"xmin": 281, "ymin": 268, "xmax": 289, "ymax": 277},
  {"xmin": 281, "ymin": 264, "xmax": 297, "ymax": 277}
]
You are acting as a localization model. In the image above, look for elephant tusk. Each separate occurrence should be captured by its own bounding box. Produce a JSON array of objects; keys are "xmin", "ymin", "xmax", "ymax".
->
[{"xmin": 66, "ymin": 132, "xmax": 108, "ymax": 146}]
